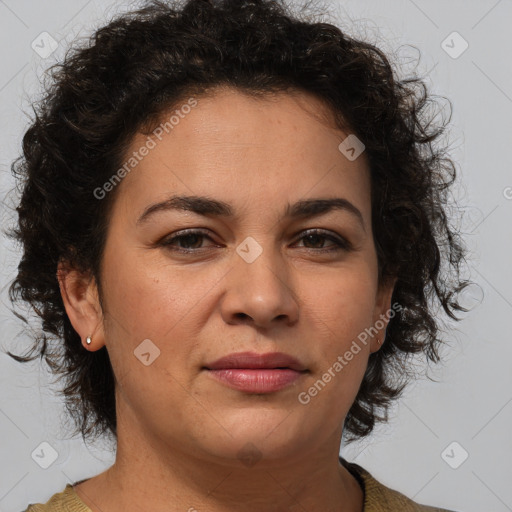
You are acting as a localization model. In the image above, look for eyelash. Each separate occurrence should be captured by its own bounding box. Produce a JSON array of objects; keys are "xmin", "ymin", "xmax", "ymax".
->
[{"xmin": 158, "ymin": 228, "xmax": 352, "ymax": 254}]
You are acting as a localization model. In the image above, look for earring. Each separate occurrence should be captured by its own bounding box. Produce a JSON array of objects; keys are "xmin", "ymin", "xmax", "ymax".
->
[{"xmin": 86, "ymin": 335, "xmax": 92, "ymax": 345}]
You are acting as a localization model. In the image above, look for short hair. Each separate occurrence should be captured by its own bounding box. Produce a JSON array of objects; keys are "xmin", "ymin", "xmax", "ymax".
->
[{"xmin": 6, "ymin": 0, "xmax": 470, "ymax": 444}]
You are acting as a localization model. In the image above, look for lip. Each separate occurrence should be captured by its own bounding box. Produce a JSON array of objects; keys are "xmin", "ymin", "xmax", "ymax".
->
[
  {"xmin": 205, "ymin": 351, "xmax": 307, "ymax": 371},
  {"xmin": 203, "ymin": 352, "xmax": 308, "ymax": 393}
]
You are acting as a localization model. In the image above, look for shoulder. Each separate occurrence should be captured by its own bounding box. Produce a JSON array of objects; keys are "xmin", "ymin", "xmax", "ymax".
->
[
  {"xmin": 23, "ymin": 484, "xmax": 91, "ymax": 512},
  {"xmin": 340, "ymin": 457, "xmax": 460, "ymax": 512}
]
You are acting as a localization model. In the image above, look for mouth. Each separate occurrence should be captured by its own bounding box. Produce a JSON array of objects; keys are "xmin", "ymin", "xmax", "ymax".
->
[{"xmin": 203, "ymin": 352, "xmax": 309, "ymax": 394}]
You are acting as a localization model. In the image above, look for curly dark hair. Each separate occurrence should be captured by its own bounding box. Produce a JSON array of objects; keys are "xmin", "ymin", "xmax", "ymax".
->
[{"xmin": 5, "ymin": 0, "xmax": 470, "ymax": 445}]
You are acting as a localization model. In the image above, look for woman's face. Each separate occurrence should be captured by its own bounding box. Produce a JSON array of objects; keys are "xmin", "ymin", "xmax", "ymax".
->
[{"xmin": 83, "ymin": 88, "xmax": 394, "ymax": 464}]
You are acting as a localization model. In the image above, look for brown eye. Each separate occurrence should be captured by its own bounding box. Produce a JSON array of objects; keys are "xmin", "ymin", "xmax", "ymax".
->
[
  {"xmin": 295, "ymin": 229, "xmax": 352, "ymax": 252},
  {"xmin": 158, "ymin": 228, "xmax": 352, "ymax": 255},
  {"xmin": 159, "ymin": 229, "xmax": 217, "ymax": 252}
]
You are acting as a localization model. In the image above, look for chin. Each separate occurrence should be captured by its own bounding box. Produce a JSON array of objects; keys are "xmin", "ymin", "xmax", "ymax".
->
[
  {"xmin": 202, "ymin": 437, "xmax": 306, "ymax": 468},
  {"xmin": 197, "ymin": 409, "xmax": 314, "ymax": 465}
]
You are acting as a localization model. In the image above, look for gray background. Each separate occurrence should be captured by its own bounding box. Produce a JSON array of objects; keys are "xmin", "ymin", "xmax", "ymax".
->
[{"xmin": 0, "ymin": 1, "xmax": 511, "ymax": 511}]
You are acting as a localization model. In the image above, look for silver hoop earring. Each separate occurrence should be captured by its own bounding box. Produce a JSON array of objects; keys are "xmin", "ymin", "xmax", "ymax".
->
[{"xmin": 86, "ymin": 335, "xmax": 92, "ymax": 345}]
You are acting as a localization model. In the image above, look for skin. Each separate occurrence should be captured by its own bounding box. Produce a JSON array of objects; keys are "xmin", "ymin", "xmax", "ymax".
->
[{"xmin": 58, "ymin": 86, "xmax": 396, "ymax": 512}]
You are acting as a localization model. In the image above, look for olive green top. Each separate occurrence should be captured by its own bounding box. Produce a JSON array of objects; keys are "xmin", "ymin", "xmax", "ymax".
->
[{"xmin": 24, "ymin": 457, "xmax": 457, "ymax": 511}]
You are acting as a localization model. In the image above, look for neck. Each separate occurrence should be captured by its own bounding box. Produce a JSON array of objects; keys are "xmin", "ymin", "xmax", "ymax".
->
[{"xmin": 75, "ymin": 417, "xmax": 364, "ymax": 512}]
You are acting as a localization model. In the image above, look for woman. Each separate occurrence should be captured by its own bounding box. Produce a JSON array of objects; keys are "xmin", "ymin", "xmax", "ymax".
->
[{"xmin": 7, "ymin": 0, "xmax": 469, "ymax": 510}]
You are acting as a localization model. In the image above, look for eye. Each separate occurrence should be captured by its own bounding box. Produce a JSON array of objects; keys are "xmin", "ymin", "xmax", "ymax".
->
[
  {"xmin": 159, "ymin": 229, "xmax": 216, "ymax": 252},
  {"xmin": 293, "ymin": 229, "xmax": 352, "ymax": 253},
  {"xmin": 158, "ymin": 228, "xmax": 353, "ymax": 254}
]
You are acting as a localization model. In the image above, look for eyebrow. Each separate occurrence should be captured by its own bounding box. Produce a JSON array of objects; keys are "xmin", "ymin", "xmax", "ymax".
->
[{"xmin": 136, "ymin": 194, "xmax": 365, "ymax": 231}]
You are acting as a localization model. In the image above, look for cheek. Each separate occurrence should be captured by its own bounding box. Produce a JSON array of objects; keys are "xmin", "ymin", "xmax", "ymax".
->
[
  {"xmin": 100, "ymin": 257, "xmax": 208, "ymax": 417},
  {"xmin": 101, "ymin": 247, "xmax": 195, "ymax": 334},
  {"xmin": 100, "ymin": 247, "xmax": 229, "ymax": 383},
  {"xmin": 295, "ymin": 271, "xmax": 377, "ymax": 417},
  {"xmin": 303, "ymin": 265, "xmax": 378, "ymax": 342}
]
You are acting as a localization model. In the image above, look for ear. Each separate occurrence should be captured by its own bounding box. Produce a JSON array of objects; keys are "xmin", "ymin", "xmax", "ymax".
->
[
  {"xmin": 57, "ymin": 259, "xmax": 105, "ymax": 351},
  {"xmin": 370, "ymin": 275, "xmax": 398, "ymax": 353}
]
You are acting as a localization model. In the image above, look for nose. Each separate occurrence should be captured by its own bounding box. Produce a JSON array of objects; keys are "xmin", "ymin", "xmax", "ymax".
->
[{"xmin": 220, "ymin": 243, "xmax": 300, "ymax": 329}]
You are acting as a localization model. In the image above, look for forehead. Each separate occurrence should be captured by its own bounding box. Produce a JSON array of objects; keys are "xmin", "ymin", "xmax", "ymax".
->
[
  {"xmin": 113, "ymin": 87, "xmax": 371, "ymax": 221},
  {"xmin": 144, "ymin": 86, "xmax": 346, "ymax": 152}
]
